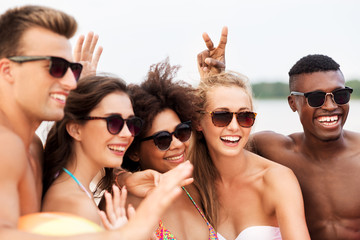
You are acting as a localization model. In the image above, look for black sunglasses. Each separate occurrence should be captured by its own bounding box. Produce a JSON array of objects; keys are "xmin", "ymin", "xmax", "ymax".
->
[
  {"xmin": 201, "ymin": 111, "xmax": 257, "ymax": 128},
  {"xmin": 81, "ymin": 115, "xmax": 143, "ymax": 137},
  {"xmin": 291, "ymin": 87, "xmax": 353, "ymax": 108},
  {"xmin": 8, "ymin": 56, "xmax": 83, "ymax": 81},
  {"xmin": 140, "ymin": 121, "xmax": 192, "ymax": 151}
]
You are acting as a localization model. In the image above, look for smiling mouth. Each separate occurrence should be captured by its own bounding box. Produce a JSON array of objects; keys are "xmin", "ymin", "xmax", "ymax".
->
[
  {"xmin": 316, "ymin": 115, "xmax": 339, "ymax": 126},
  {"xmin": 50, "ymin": 93, "xmax": 67, "ymax": 103},
  {"xmin": 220, "ymin": 136, "xmax": 240, "ymax": 143},
  {"xmin": 164, "ymin": 152, "xmax": 184, "ymax": 162},
  {"xmin": 108, "ymin": 145, "xmax": 126, "ymax": 153}
]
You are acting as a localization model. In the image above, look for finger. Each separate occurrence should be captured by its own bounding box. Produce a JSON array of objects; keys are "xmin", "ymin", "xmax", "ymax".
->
[
  {"xmin": 180, "ymin": 177, "xmax": 194, "ymax": 187},
  {"xmin": 105, "ymin": 191, "xmax": 117, "ymax": 223},
  {"xmin": 197, "ymin": 51, "xmax": 209, "ymax": 68},
  {"xmin": 202, "ymin": 32, "xmax": 214, "ymax": 51},
  {"xmin": 89, "ymin": 34, "xmax": 99, "ymax": 54},
  {"xmin": 205, "ymin": 58, "xmax": 225, "ymax": 70},
  {"xmin": 98, "ymin": 210, "xmax": 112, "ymax": 230},
  {"xmin": 153, "ymin": 172, "xmax": 160, "ymax": 187},
  {"xmin": 82, "ymin": 32, "xmax": 94, "ymax": 60},
  {"xmin": 217, "ymin": 26, "xmax": 228, "ymax": 50},
  {"xmin": 203, "ymin": 66, "xmax": 210, "ymax": 73},
  {"xmin": 91, "ymin": 46, "xmax": 103, "ymax": 69},
  {"xmin": 112, "ymin": 185, "xmax": 121, "ymax": 217},
  {"xmin": 119, "ymin": 186, "xmax": 127, "ymax": 217},
  {"xmin": 127, "ymin": 204, "xmax": 136, "ymax": 219},
  {"xmin": 73, "ymin": 35, "xmax": 85, "ymax": 62}
]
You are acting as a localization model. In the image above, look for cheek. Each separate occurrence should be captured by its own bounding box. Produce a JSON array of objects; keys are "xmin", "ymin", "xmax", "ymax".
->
[{"xmin": 139, "ymin": 143, "xmax": 164, "ymax": 165}]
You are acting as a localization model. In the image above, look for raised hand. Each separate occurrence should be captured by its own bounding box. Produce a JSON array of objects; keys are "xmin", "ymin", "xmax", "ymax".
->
[
  {"xmin": 73, "ymin": 32, "xmax": 103, "ymax": 78},
  {"xmin": 119, "ymin": 169, "xmax": 161, "ymax": 198},
  {"xmin": 118, "ymin": 161, "xmax": 193, "ymax": 240},
  {"xmin": 197, "ymin": 26, "xmax": 228, "ymax": 78},
  {"xmin": 99, "ymin": 185, "xmax": 132, "ymax": 230}
]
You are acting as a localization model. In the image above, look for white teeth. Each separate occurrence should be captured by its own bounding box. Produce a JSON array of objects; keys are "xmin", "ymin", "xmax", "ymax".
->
[
  {"xmin": 317, "ymin": 115, "xmax": 338, "ymax": 123},
  {"xmin": 108, "ymin": 145, "xmax": 125, "ymax": 152},
  {"xmin": 51, "ymin": 93, "xmax": 66, "ymax": 102},
  {"xmin": 220, "ymin": 136, "xmax": 240, "ymax": 142},
  {"xmin": 165, "ymin": 153, "xmax": 184, "ymax": 161}
]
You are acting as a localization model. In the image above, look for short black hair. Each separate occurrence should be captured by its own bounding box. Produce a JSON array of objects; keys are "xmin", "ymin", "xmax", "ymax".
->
[
  {"xmin": 289, "ymin": 54, "xmax": 340, "ymax": 76},
  {"xmin": 289, "ymin": 54, "xmax": 341, "ymax": 90}
]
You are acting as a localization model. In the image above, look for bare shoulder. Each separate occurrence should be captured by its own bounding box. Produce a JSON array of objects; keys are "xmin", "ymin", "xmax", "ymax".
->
[
  {"xmin": 0, "ymin": 127, "xmax": 27, "ymax": 175},
  {"xmin": 248, "ymin": 130, "xmax": 302, "ymax": 158},
  {"xmin": 344, "ymin": 129, "xmax": 360, "ymax": 144},
  {"xmin": 263, "ymin": 161, "xmax": 297, "ymax": 186},
  {"xmin": 43, "ymin": 187, "xmax": 99, "ymax": 224}
]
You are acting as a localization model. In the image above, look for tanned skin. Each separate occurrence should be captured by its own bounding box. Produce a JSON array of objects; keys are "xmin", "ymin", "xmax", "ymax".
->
[{"xmin": 198, "ymin": 28, "xmax": 360, "ymax": 240}]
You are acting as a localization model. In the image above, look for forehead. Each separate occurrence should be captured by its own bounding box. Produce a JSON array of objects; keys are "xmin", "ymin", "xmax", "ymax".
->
[
  {"xmin": 91, "ymin": 92, "xmax": 134, "ymax": 117},
  {"xmin": 206, "ymin": 85, "xmax": 252, "ymax": 111},
  {"xmin": 149, "ymin": 109, "xmax": 181, "ymax": 134},
  {"xmin": 19, "ymin": 27, "xmax": 73, "ymax": 61},
  {"xmin": 294, "ymin": 70, "xmax": 345, "ymax": 93}
]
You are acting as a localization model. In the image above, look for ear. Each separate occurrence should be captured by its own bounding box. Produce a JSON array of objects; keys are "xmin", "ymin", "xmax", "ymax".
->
[
  {"xmin": 128, "ymin": 151, "xmax": 140, "ymax": 162},
  {"xmin": 194, "ymin": 120, "xmax": 203, "ymax": 131},
  {"xmin": 66, "ymin": 121, "xmax": 82, "ymax": 141},
  {"xmin": 0, "ymin": 58, "xmax": 15, "ymax": 84},
  {"xmin": 288, "ymin": 95, "xmax": 297, "ymax": 112}
]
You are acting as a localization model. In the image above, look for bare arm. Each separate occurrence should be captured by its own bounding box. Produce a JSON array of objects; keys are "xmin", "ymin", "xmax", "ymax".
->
[
  {"xmin": 265, "ymin": 166, "xmax": 310, "ymax": 240},
  {"xmin": 248, "ymin": 131, "xmax": 293, "ymax": 162}
]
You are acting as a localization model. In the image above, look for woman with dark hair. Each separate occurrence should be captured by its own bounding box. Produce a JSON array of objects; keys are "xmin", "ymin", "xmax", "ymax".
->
[
  {"xmin": 42, "ymin": 74, "xmax": 143, "ymax": 227},
  {"xmin": 109, "ymin": 59, "xmax": 218, "ymax": 239},
  {"xmin": 41, "ymin": 73, "xmax": 195, "ymax": 234}
]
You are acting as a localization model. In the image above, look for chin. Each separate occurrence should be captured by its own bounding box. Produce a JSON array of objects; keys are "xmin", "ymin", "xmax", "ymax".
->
[
  {"xmin": 317, "ymin": 130, "xmax": 342, "ymax": 142},
  {"xmin": 44, "ymin": 110, "xmax": 65, "ymax": 122}
]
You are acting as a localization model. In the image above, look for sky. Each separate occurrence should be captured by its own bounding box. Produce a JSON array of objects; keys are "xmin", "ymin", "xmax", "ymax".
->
[{"xmin": 2, "ymin": 0, "xmax": 360, "ymax": 86}]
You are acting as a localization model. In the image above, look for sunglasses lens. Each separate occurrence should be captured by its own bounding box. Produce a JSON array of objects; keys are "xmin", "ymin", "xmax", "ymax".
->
[
  {"xmin": 236, "ymin": 112, "xmax": 256, "ymax": 128},
  {"xmin": 126, "ymin": 117, "xmax": 143, "ymax": 136},
  {"xmin": 334, "ymin": 89, "xmax": 351, "ymax": 105},
  {"xmin": 307, "ymin": 92, "xmax": 326, "ymax": 107},
  {"xmin": 49, "ymin": 57, "xmax": 68, "ymax": 78},
  {"xmin": 211, "ymin": 111, "xmax": 233, "ymax": 127},
  {"xmin": 70, "ymin": 63, "xmax": 83, "ymax": 81},
  {"xmin": 153, "ymin": 132, "xmax": 172, "ymax": 151},
  {"xmin": 174, "ymin": 123, "xmax": 192, "ymax": 142},
  {"xmin": 107, "ymin": 116, "xmax": 124, "ymax": 135}
]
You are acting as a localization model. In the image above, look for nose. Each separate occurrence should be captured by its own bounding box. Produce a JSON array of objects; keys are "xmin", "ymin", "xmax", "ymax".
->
[
  {"xmin": 227, "ymin": 113, "xmax": 240, "ymax": 130},
  {"xmin": 59, "ymin": 68, "xmax": 77, "ymax": 91},
  {"xmin": 118, "ymin": 122, "xmax": 134, "ymax": 138},
  {"xmin": 322, "ymin": 93, "xmax": 337, "ymax": 110},
  {"xmin": 168, "ymin": 134, "xmax": 183, "ymax": 150}
]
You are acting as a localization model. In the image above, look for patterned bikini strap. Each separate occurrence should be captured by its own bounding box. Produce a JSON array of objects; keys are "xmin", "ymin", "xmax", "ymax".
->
[{"xmin": 182, "ymin": 187, "xmax": 218, "ymax": 240}]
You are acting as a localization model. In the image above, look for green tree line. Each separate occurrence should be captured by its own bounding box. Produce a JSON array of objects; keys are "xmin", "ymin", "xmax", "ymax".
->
[{"xmin": 251, "ymin": 79, "xmax": 360, "ymax": 99}]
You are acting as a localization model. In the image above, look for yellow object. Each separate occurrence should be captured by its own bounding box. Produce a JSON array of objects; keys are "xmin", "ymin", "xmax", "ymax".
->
[{"xmin": 18, "ymin": 212, "xmax": 103, "ymax": 236}]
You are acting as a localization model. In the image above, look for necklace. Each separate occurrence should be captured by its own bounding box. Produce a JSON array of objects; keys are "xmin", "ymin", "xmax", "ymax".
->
[{"xmin": 62, "ymin": 167, "xmax": 92, "ymax": 199}]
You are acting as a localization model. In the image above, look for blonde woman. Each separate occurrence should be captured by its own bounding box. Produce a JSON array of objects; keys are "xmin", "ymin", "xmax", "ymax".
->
[{"xmin": 189, "ymin": 72, "xmax": 310, "ymax": 240}]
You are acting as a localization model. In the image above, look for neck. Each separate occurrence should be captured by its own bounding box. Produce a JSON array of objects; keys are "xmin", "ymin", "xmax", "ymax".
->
[
  {"xmin": 0, "ymin": 108, "xmax": 40, "ymax": 148},
  {"xmin": 301, "ymin": 130, "xmax": 347, "ymax": 160},
  {"xmin": 210, "ymin": 149, "xmax": 249, "ymax": 182}
]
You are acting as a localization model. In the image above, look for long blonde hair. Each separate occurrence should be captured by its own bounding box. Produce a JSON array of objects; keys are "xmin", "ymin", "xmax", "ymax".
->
[{"xmin": 188, "ymin": 71, "xmax": 253, "ymax": 228}]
